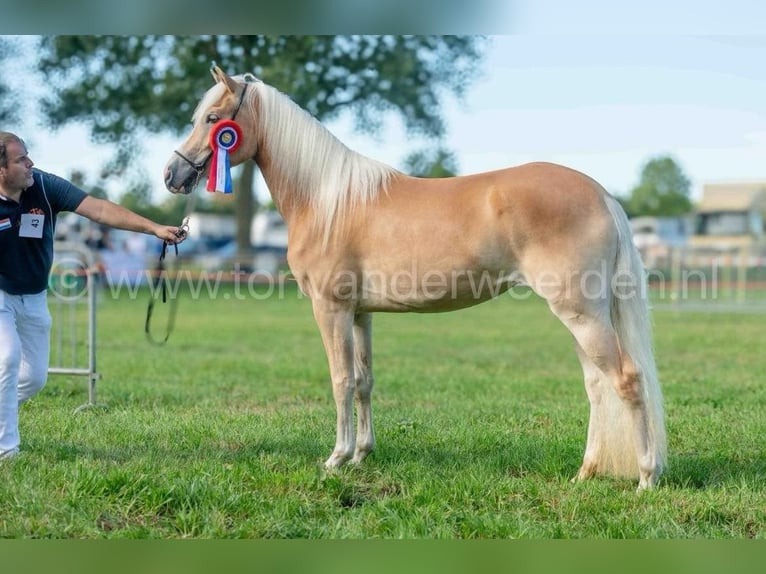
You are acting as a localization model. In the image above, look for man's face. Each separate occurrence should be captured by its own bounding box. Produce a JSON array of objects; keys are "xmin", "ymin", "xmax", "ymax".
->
[{"xmin": 0, "ymin": 141, "xmax": 35, "ymax": 191}]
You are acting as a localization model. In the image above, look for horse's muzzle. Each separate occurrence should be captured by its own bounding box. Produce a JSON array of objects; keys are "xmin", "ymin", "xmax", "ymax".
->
[{"xmin": 164, "ymin": 165, "xmax": 198, "ymax": 195}]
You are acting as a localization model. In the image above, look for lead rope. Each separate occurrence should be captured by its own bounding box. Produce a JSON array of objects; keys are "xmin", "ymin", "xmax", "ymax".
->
[{"xmin": 145, "ymin": 193, "xmax": 196, "ymax": 345}]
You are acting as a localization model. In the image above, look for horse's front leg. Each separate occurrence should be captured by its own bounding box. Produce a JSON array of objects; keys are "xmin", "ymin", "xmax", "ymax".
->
[
  {"xmin": 352, "ymin": 312, "xmax": 374, "ymax": 463},
  {"xmin": 312, "ymin": 301, "xmax": 356, "ymax": 469}
]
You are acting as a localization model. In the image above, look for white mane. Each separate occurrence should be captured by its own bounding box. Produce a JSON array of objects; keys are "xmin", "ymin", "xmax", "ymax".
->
[{"xmin": 202, "ymin": 77, "xmax": 397, "ymax": 245}]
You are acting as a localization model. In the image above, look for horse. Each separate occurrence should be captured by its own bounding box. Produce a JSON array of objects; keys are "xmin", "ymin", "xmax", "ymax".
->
[{"xmin": 164, "ymin": 65, "xmax": 667, "ymax": 489}]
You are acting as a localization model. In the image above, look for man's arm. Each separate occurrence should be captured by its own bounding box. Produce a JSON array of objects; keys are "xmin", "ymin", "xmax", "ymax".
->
[{"xmin": 74, "ymin": 196, "xmax": 186, "ymax": 243}]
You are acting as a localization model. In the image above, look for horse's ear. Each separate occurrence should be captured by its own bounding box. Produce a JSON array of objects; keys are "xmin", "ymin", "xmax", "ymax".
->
[
  {"xmin": 221, "ymin": 72, "xmax": 240, "ymax": 96},
  {"xmin": 210, "ymin": 61, "xmax": 223, "ymax": 80},
  {"xmin": 210, "ymin": 65, "xmax": 240, "ymax": 96}
]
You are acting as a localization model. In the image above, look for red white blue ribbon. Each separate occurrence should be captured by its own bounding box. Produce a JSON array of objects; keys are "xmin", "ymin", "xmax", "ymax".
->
[{"xmin": 206, "ymin": 119, "xmax": 243, "ymax": 193}]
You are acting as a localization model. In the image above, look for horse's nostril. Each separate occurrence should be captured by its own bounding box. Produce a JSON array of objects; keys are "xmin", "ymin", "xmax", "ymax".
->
[{"xmin": 165, "ymin": 170, "xmax": 181, "ymax": 193}]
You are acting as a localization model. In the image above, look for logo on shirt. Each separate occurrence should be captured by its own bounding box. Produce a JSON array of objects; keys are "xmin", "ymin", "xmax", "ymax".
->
[{"xmin": 0, "ymin": 218, "xmax": 11, "ymax": 231}]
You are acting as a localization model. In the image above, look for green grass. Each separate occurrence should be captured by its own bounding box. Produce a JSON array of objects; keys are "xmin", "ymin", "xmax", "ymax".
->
[{"xmin": 1, "ymin": 282, "xmax": 764, "ymax": 538}]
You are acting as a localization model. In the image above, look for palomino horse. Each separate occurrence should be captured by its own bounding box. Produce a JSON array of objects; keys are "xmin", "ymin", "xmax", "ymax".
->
[{"xmin": 164, "ymin": 66, "xmax": 667, "ymax": 489}]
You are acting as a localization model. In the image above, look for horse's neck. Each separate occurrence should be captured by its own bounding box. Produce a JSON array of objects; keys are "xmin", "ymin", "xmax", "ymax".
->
[{"xmin": 254, "ymin": 151, "xmax": 302, "ymax": 226}]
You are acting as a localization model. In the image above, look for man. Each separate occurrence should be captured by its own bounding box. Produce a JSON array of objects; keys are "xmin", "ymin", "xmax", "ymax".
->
[{"xmin": 0, "ymin": 131, "xmax": 186, "ymax": 460}]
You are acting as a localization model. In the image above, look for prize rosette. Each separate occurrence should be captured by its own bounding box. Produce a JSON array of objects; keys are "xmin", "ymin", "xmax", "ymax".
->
[{"xmin": 206, "ymin": 119, "xmax": 243, "ymax": 193}]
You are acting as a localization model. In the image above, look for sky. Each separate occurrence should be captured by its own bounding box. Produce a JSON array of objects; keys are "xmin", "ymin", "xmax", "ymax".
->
[
  {"xmin": 336, "ymin": 34, "xmax": 766, "ymax": 201},
  {"xmin": 8, "ymin": 16, "xmax": 766, "ymax": 204}
]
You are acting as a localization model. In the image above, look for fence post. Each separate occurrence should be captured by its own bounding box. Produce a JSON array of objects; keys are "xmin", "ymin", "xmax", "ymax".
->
[{"xmin": 737, "ymin": 247, "xmax": 747, "ymax": 305}]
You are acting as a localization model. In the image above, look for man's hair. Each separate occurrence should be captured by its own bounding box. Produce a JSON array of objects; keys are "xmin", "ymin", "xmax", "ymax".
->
[{"xmin": 0, "ymin": 131, "xmax": 25, "ymax": 168}]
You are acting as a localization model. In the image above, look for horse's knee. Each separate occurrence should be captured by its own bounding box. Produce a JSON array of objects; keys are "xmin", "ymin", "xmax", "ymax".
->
[{"xmin": 354, "ymin": 374, "xmax": 373, "ymax": 400}]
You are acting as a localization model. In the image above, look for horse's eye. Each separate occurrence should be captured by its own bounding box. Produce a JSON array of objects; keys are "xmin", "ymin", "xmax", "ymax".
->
[{"xmin": 206, "ymin": 113, "xmax": 219, "ymax": 124}]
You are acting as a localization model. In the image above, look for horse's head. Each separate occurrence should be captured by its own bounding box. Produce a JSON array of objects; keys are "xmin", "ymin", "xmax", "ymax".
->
[{"xmin": 164, "ymin": 65, "xmax": 257, "ymax": 194}]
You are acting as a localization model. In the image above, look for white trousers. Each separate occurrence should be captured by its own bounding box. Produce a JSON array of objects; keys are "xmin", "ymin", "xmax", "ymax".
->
[{"xmin": 0, "ymin": 289, "xmax": 51, "ymax": 453}]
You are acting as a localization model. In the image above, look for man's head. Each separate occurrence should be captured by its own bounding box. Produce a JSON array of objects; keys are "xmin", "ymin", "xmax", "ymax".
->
[
  {"xmin": 0, "ymin": 131, "xmax": 26, "ymax": 168},
  {"xmin": 0, "ymin": 132, "xmax": 34, "ymax": 192}
]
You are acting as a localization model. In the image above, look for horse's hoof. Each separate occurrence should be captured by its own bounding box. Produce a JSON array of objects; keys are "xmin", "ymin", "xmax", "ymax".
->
[
  {"xmin": 351, "ymin": 449, "xmax": 372, "ymax": 465},
  {"xmin": 324, "ymin": 453, "xmax": 351, "ymax": 469},
  {"xmin": 571, "ymin": 463, "xmax": 596, "ymax": 483},
  {"xmin": 637, "ymin": 476, "xmax": 658, "ymax": 491}
]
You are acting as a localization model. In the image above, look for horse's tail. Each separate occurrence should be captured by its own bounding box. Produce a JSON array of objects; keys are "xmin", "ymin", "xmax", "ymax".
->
[{"xmin": 599, "ymin": 194, "xmax": 667, "ymax": 478}]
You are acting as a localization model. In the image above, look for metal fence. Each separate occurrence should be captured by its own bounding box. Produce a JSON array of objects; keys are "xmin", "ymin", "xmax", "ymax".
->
[
  {"xmin": 47, "ymin": 242, "xmax": 101, "ymax": 412},
  {"xmin": 645, "ymin": 246, "xmax": 766, "ymax": 312}
]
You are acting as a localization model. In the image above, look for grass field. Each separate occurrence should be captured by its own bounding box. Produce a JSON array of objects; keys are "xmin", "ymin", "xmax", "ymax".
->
[{"xmin": 1, "ymin": 280, "xmax": 764, "ymax": 538}]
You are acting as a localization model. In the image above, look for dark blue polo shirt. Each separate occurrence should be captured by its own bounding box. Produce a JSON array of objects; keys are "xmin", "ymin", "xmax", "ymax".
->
[{"xmin": 0, "ymin": 169, "xmax": 88, "ymax": 295}]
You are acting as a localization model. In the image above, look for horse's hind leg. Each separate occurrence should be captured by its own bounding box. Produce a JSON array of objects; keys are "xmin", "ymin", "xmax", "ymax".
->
[
  {"xmin": 571, "ymin": 341, "xmax": 607, "ymax": 482},
  {"xmin": 550, "ymin": 300, "xmax": 655, "ymax": 488},
  {"xmin": 351, "ymin": 312, "xmax": 375, "ymax": 463}
]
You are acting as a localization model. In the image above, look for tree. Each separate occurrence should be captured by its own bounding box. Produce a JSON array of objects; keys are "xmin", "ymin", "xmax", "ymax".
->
[
  {"xmin": 403, "ymin": 147, "xmax": 459, "ymax": 178},
  {"xmin": 34, "ymin": 35, "xmax": 488, "ymax": 259},
  {"xmin": 0, "ymin": 37, "xmax": 21, "ymax": 125},
  {"xmin": 626, "ymin": 154, "xmax": 692, "ymax": 217}
]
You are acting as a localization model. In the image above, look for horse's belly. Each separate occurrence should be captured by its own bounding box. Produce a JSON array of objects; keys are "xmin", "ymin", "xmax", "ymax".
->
[{"xmin": 355, "ymin": 268, "xmax": 523, "ymax": 313}]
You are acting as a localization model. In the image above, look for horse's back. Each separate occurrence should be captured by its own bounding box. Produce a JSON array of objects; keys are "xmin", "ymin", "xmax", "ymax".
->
[
  {"xmin": 381, "ymin": 161, "xmax": 614, "ymax": 257},
  {"xmin": 390, "ymin": 161, "xmax": 609, "ymax": 217}
]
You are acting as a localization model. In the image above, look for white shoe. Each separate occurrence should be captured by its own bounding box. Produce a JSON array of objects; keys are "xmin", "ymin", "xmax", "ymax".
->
[{"xmin": 0, "ymin": 447, "xmax": 20, "ymax": 461}]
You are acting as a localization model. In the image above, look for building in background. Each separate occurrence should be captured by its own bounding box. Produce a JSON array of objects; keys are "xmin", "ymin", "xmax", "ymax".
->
[
  {"xmin": 630, "ymin": 215, "xmax": 691, "ymax": 269},
  {"xmin": 690, "ymin": 181, "xmax": 766, "ymax": 255}
]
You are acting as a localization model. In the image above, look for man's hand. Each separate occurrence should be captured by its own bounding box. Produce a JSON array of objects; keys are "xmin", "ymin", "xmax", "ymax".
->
[{"xmin": 154, "ymin": 225, "xmax": 188, "ymax": 244}]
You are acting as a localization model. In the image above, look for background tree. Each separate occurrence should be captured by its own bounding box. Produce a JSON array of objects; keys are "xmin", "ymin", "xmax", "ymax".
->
[
  {"xmin": 625, "ymin": 154, "xmax": 692, "ymax": 217},
  {"xmin": 0, "ymin": 37, "xmax": 21, "ymax": 124},
  {"xmin": 403, "ymin": 147, "xmax": 459, "ymax": 178},
  {"xmin": 35, "ymin": 35, "xmax": 488, "ymax": 260}
]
